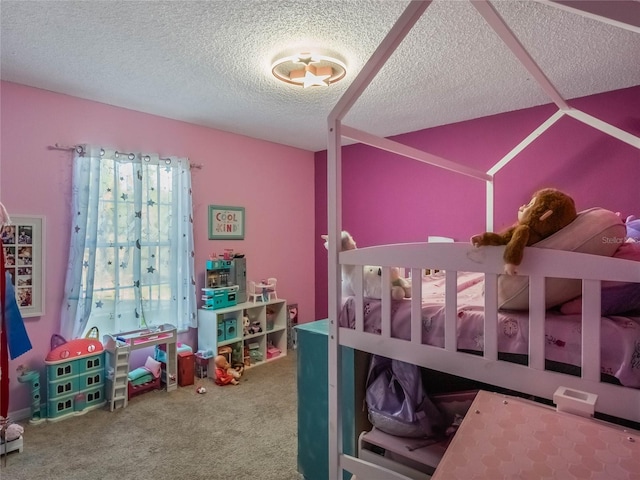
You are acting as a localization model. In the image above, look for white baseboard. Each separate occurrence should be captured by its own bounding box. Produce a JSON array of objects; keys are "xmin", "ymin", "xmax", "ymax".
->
[{"xmin": 7, "ymin": 407, "xmax": 32, "ymax": 423}]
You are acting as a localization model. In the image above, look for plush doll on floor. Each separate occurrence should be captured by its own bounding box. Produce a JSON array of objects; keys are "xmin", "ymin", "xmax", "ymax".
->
[
  {"xmin": 471, "ymin": 188, "xmax": 577, "ymax": 275},
  {"xmin": 214, "ymin": 355, "xmax": 242, "ymax": 386},
  {"xmin": 0, "ymin": 421, "xmax": 23, "ymax": 442},
  {"xmin": 322, "ymin": 231, "xmax": 411, "ymax": 300}
]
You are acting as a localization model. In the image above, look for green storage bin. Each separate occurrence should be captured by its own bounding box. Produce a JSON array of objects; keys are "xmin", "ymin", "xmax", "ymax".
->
[{"xmin": 296, "ymin": 320, "xmax": 369, "ymax": 480}]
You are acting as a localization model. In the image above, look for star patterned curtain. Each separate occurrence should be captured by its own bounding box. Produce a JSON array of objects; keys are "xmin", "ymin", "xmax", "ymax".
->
[{"xmin": 60, "ymin": 145, "xmax": 196, "ymax": 339}]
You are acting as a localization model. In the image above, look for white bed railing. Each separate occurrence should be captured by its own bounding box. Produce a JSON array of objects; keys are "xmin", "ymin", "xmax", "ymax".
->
[{"xmin": 339, "ymin": 242, "xmax": 640, "ymax": 423}]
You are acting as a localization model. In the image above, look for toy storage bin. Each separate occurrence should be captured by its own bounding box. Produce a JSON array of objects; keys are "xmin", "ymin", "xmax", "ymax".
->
[
  {"xmin": 267, "ymin": 346, "xmax": 281, "ymax": 360},
  {"xmin": 248, "ymin": 343, "xmax": 262, "ymax": 362},
  {"xmin": 250, "ymin": 350, "xmax": 263, "ymax": 362}
]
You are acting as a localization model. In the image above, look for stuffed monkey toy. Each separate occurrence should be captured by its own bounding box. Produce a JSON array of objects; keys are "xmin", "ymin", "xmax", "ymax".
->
[
  {"xmin": 471, "ymin": 188, "xmax": 577, "ymax": 275},
  {"xmin": 322, "ymin": 231, "xmax": 411, "ymax": 299}
]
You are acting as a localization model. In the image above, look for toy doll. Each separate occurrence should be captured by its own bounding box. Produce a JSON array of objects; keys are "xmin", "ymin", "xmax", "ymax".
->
[
  {"xmin": 321, "ymin": 231, "xmax": 411, "ymax": 300},
  {"xmin": 214, "ymin": 355, "xmax": 241, "ymax": 386},
  {"xmin": 471, "ymin": 188, "xmax": 577, "ymax": 275}
]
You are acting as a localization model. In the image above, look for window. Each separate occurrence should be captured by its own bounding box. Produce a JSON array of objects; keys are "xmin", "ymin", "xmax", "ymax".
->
[{"xmin": 61, "ymin": 146, "xmax": 196, "ymax": 339}]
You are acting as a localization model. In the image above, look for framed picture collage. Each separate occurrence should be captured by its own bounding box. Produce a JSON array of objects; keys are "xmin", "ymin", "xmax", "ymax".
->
[{"xmin": 1, "ymin": 215, "xmax": 45, "ymax": 317}]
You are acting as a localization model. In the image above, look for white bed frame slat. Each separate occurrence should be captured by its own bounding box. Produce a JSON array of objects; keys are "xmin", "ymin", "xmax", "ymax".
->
[
  {"xmin": 410, "ymin": 268, "xmax": 422, "ymax": 345},
  {"xmin": 483, "ymin": 273, "xmax": 499, "ymax": 361},
  {"xmin": 581, "ymin": 279, "xmax": 602, "ymax": 382},
  {"xmin": 472, "ymin": 1, "xmax": 569, "ymax": 110},
  {"xmin": 444, "ymin": 271, "xmax": 458, "ymax": 352},
  {"xmin": 564, "ymin": 109, "xmax": 640, "ymax": 149},
  {"xmin": 528, "ymin": 275, "xmax": 546, "ymax": 371},
  {"xmin": 341, "ymin": 243, "xmax": 640, "ymax": 283},
  {"xmin": 352, "ymin": 264, "xmax": 364, "ymax": 333},
  {"xmin": 342, "ymin": 125, "xmax": 491, "ymax": 182},
  {"xmin": 381, "ymin": 268, "xmax": 391, "ymax": 339}
]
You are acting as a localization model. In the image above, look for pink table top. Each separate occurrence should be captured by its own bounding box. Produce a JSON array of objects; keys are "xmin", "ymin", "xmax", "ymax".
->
[{"xmin": 432, "ymin": 390, "xmax": 640, "ymax": 479}]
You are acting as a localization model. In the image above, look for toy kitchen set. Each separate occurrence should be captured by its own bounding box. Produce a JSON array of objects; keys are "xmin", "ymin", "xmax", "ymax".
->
[{"xmin": 201, "ymin": 254, "xmax": 247, "ymax": 310}]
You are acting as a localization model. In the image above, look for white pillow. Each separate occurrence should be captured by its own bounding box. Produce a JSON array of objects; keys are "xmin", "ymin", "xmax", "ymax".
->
[
  {"xmin": 498, "ymin": 208, "xmax": 626, "ymax": 310},
  {"xmin": 144, "ymin": 356, "xmax": 162, "ymax": 378}
]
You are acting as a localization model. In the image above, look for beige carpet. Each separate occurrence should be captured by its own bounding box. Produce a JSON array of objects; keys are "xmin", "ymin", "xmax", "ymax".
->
[{"xmin": 1, "ymin": 351, "xmax": 301, "ymax": 480}]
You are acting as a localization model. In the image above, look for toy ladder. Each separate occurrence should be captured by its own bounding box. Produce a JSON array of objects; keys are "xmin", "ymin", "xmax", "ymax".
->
[{"xmin": 108, "ymin": 342, "xmax": 130, "ymax": 411}]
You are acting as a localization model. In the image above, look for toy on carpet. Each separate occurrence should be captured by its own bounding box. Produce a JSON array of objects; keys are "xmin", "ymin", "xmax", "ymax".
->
[
  {"xmin": 0, "ymin": 419, "xmax": 24, "ymax": 456},
  {"xmin": 471, "ymin": 188, "xmax": 577, "ymax": 275},
  {"xmin": 322, "ymin": 231, "xmax": 411, "ymax": 300},
  {"xmin": 214, "ymin": 355, "xmax": 242, "ymax": 386},
  {"xmin": 196, "ymin": 386, "xmax": 207, "ymax": 394},
  {"xmin": 0, "ymin": 422, "xmax": 23, "ymax": 442}
]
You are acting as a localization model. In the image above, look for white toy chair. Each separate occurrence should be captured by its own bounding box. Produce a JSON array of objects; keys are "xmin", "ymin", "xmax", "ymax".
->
[
  {"xmin": 247, "ymin": 281, "xmax": 263, "ymax": 303},
  {"xmin": 265, "ymin": 277, "xmax": 278, "ymax": 300}
]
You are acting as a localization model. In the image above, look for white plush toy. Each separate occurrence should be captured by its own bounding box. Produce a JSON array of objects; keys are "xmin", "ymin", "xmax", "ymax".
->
[
  {"xmin": 322, "ymin": 231, "xmax": 410, "ymax": 300},
  {"xmin": 2, "ymin": 422, "xmax": 24, "ymax": 442}
]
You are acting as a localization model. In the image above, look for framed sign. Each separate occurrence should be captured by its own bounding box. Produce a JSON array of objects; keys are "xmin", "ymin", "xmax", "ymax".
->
[
  {"xmin": 208, "ymin": 205, "xmax": 245, "ymax": 240},
  {"xmin": 2, "ymin": 215, "xmax": 45, "ymax": 317}
]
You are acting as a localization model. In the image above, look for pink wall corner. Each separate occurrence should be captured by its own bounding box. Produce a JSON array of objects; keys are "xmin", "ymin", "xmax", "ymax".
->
[
  {"xmin": 314, "ymin": 86, "xmax": 640, "ymax": 320},
  {"xmin": 0, "ymin": 81, "xmax": 315, "ymax": 416}
]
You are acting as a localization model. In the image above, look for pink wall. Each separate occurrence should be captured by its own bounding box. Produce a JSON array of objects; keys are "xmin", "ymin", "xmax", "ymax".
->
[
  {"xmin": 315, "ymin": 86, "xmax": 640, "ymax": 319},
  {"xmin": 0, "ymin": 81, "xmax": 315, "ymax": 415}
]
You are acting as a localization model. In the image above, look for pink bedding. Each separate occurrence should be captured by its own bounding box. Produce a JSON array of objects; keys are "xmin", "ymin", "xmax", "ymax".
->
[{"xmin": 339, "ymin": 272, "xmax": 640, "ymax": 388}]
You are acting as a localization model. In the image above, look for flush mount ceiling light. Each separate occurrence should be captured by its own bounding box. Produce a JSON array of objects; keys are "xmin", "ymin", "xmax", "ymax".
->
[{"xmin": 271, "ymin": 52, "xmax": 347, "ymax": 88}]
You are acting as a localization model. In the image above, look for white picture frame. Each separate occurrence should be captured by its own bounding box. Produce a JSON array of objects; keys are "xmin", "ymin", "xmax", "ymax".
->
[{"xmin": 2, "ymin": 215, "xmax": 45, "ymax": 317}]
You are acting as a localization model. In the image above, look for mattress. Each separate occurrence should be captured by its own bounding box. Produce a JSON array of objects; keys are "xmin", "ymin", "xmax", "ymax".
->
[{"xmin": 338, "ymin": 272, "xmax": 640, "ymax": 388}]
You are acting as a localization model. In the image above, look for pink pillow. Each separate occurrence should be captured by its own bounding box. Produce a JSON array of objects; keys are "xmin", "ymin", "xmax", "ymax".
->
[
  {"xmin": 499, "ymin": 208, "xmax": 625, "ymax": 310},
  {"xmin": 144, "ymin": 356, "xmax": 162, "ymax": 378}
]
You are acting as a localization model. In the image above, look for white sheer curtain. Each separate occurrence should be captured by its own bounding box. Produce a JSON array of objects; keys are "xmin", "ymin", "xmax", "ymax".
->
[{"xmin": 60, "ymin": 145, "xmax": 196, "ymax": 339}]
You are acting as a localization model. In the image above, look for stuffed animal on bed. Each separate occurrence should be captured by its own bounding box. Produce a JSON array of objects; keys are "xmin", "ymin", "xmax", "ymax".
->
[
  {"xmin": 471, "ymin": 188, "xmax": 577, "ymax": 275},
  {"xmin": 322, "ymin": 231, "xmax": 411, "ymax": 300}
]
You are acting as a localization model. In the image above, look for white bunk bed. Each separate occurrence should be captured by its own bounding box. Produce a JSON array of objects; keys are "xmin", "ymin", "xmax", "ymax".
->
[{"xmin": 326, "ymin": 2, "xmax": 640, "ymax": 479}]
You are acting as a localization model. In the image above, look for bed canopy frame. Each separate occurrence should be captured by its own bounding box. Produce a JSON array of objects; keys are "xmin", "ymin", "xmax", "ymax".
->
[{"xmin": 326, "ymin": 1, "xmax": 640, "ymax": 478}]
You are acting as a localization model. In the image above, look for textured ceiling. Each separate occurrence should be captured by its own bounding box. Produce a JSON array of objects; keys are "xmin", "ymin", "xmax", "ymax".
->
[{"xmin": 1, "ymin": 1, "xmax": 639, "ymax": 152}]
